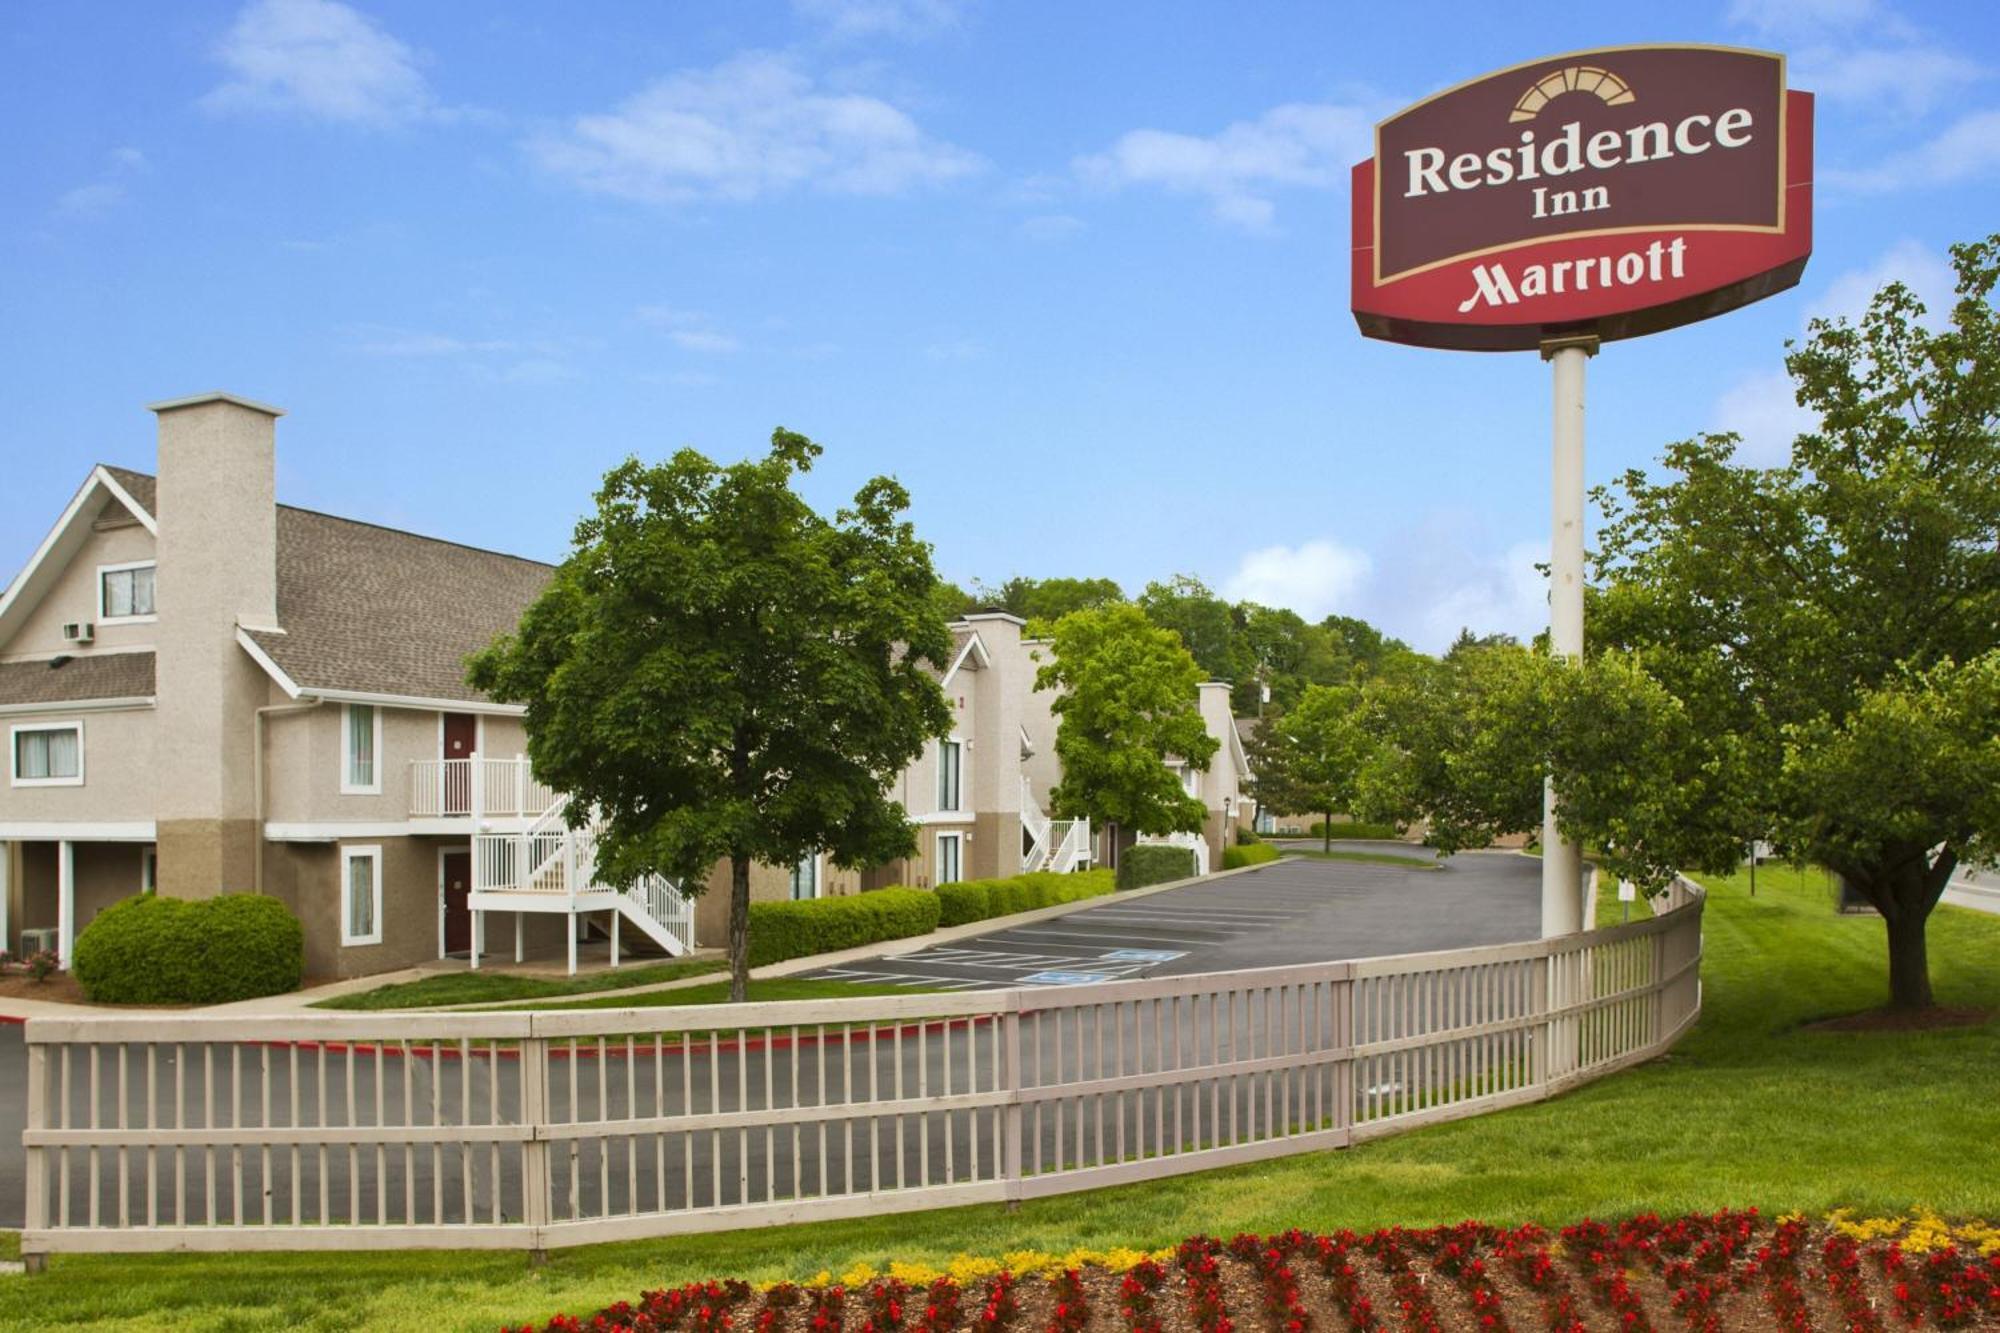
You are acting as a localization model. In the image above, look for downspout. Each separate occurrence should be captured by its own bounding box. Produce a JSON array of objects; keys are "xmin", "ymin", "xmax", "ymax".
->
[{"xmin": 255, "ymin": 699, "xmax": 323, "ymax": 894}]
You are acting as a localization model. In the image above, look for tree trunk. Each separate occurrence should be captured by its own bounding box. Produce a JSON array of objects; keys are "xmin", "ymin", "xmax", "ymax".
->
[
  {"xmin": 1851, "ymin": 845, "xmax": 1954, "ymax": 1012},
  {"xmin": 728, "ymin": 853, "xmax": 752, "ymax": 1004},
  {"xmin": 1884, "ymin": 907, "xmax": 1934, "ymax": 1011},
  {"xmin": 1323, "ymin": 810, "xmax": 1333, "ymax": 854}
]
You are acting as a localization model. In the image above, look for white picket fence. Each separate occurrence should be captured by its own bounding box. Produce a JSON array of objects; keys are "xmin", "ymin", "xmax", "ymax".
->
[{"xmin": 19, "ymin": 878, "xmax": 1703, "ymax": 1259}]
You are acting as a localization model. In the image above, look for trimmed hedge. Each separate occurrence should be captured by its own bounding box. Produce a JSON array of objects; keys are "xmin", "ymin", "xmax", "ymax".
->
[
  {"xmin": 72, "ymin": 893, "xmax": 303, "ymax": 1005},
  {"xmin": 1234, "ymin": 825, "xmax": 1261, "ymax": 846},
  {"xmin": 1117, "ymin": 843, "xmax": 1196, "ymax": 891},
  {"xmin": 1222, "ymin": 842, "xmax": 1281, "ymax": 870},
  {"xmin": 747, "ymin": 888, "xmax": 940, "ymax": 967},
  {"xmin": 935, "ymin": 869, "xmax": 1116, "ymax": 927},
  {"xmin": 1306, "ymin": 820, "xmax": 1405, "ymax": 840}
]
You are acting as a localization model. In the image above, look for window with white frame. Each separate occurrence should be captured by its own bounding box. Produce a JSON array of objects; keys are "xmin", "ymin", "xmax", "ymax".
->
[
  {"xmin": 788, "ymin": 855, "xmax": 820, "ymax": 901},
  {"xmin": 341, "ymin": 704, "xmax": 380, "ymax": 794},
  {"xmin": 937, "ymin": 737, "xmax": 962, "ymax": 812},
  {"xmin": 341, "ymin": 845, "xmax": 382, "ymax": 946},
  {"xmin": 98, "ymin": 561, "xmax": 156, "ymax": 622},
  {"xmin": 936, "ymin": 832, "xmax": 963, "ymax": 886},
  {"xmin": 11, "ymin": 722, "xmax": 83, "ymax": 787}
]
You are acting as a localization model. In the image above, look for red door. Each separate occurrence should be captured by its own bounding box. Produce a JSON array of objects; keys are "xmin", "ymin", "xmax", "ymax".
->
[
  {"xmin": 443, "ymin": 850, "xmax": 472, "ymax": 955},
  {"xmin": 442, "ymin": 713, "xmax": 478, "ymax": 815}
]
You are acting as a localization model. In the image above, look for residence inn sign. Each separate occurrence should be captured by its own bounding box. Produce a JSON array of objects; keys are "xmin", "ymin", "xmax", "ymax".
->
[{"xmin": 1351, "ymin": 44, "xmax": 1814, "ymax": 350}]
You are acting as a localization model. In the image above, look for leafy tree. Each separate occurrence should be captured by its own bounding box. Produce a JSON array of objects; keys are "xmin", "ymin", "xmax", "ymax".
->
[
  {"xmin": 1034, "ymin": 603, "xmax": 1217, "ymax": 837},
  {"xmin": 931, "ymin": 580, "xmax": 978, "ymax": 623},
  {"xmin": 1322, "ymin": 614, "xmax": 1413, "ymax": 678},
  {"xmin": 1138, "ymin": 575, "xmax": 1245, "ymax": 683},
  {"xmin": 1358, "ymin": 644, "xmax": 1548, "ymax": 853},
  {"xmin": 980, "ymin": 575, "xmax": 1125, "ymax": 626},
  {"xmin": 468, "ymin": 431, "xmax": 954, "ymax": 1000},
  {"xmin": 1581, "ymin": 235, "xmax": 2000, "ymax": 1009},
  {"xmin": 1275, "ymin": 684, "xmax": 1380, "ymax": 851}
]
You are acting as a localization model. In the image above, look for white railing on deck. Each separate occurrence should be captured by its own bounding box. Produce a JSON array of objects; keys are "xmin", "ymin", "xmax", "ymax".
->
[
  {"xmin": 18, "ymin": 879, "xmax": 1704, "ymax": 1259},
  {"xmin": 410, "ymin": 756, "xmax": 560, "ymax": 820},
  {"xmin": 1047, "ymin": 818, "xmax": 1091, "ymax": 872}
]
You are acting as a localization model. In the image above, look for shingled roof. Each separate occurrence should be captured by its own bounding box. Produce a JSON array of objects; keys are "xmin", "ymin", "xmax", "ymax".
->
[
  {"xmin": 0, "ymin": 651, "xmax": 155, "ymax": 707},
  {"xmin": 106, "ymin": 468, "xmax": 553, "ymax": 706}
]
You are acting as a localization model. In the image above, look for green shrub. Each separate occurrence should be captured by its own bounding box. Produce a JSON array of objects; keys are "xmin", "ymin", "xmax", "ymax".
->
[
  {"xmin": 1306, "ymin": 819, "xmax": 1405, "ymax": 840},
  {"xmin": 936, "ymin": 869, "xmax": 1116, "ymax": 927},
  {"xmin": 72, "ymin": 893, "xmax": 303, "ymax": 1005},
  {"xmin": 1117, "ymin": 843, "xmax": 1197, "ymax": 891},
  {"xmin": 1222, "ymin": 842, "xmax": 1281, "ymax": 869},
  {"xmin": 1234, "ymin": 825, "xmax": 1260, "ymax": 845},
  {"xmin": 747, "ymin": 888, "xmax": 940, "ymax": 967}
]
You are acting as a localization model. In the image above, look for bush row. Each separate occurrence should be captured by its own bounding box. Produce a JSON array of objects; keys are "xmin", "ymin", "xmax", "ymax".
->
[
  {"xmin": 1289, "ymin": 819, "xmax": 1404, "ymax": 840},
  {"xmin": 72, "ymin": 893, "xmax": 303, "ymax": 1004},
  {"xmin": 935, "ymin": 869, "xmax": 1116, "ymax": 927},
  {"xmin": 746, "ymin": 888, "xmax": 941, "ymax": 967},
  {"xmin": 1221, "ymin": 842, "xmax": 1281, "ymax": 870},
  {"xmin": 1117, "ymin": 843, "xmax": 1197, "ymax": 891}
]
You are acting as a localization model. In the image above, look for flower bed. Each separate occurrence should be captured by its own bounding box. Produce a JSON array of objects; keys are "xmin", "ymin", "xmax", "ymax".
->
[{"xmin": 504, "ymin": 1212, "xmax": 2000, "ymax": 1332}]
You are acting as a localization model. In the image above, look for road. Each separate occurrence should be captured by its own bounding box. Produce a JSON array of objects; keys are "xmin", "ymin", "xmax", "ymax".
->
[{"xmin": 1, "ymin": 851, "xmax": 1541, "ymax": 1231}]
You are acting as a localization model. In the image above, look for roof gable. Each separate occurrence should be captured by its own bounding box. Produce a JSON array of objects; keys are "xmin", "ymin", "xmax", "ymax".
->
[{"xmin": 0, "ymin": 465, "xmax": 157, "ymax": 653}]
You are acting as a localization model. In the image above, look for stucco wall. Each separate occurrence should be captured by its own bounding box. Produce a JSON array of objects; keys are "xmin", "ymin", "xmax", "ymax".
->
[
  {"xmin": 11, "ymin": 841, "xmax": 148, "ymax": 943},
  {"xmin": 2, "ymin": 508, "xmax": 157, "ymax": 662},
  {"xmin": 1, "ymin": 704, "xmax": 157, "ymax": 822}
]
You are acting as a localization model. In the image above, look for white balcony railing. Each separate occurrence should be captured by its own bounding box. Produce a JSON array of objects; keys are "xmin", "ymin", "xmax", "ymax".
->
[{"xmin": 409, "ymin": 756, "xmax": 560, "ymax": 820}]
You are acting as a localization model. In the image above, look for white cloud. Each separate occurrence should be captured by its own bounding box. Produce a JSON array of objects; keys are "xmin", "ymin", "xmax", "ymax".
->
[
  {"xmin": 1711, "ymin": 239, "xmax": 1958, "ymax": 462},
  {"xmin": 527, "ymin": 53, "xmax": 982, "ymax": 204},
  {"xmin": 52, "ymin": 146, "xmax": 147, "ymax": 220},
  {"xmin": 355, "ymin": 329, "xmax": 510, "ymax": 357},
  {"xmin": 635, "ymin": 305, "xmax": 708, "ymax": 328},
  {"xmin": 1075, "ymin": 100, "xmax": 1377, "ymax": 232},
  {"xmin": 792, "ymin": 0, "xmax": 966, "ymax": 39},
  {"xmin": 1730, "ymin": 0, "xmax": 1983, "ymax": 118},
  {"xmin": 1822, "ymin": 108, "xmax": 2000, "ymax": 192},
  {"xmin": 1728, "ymin": 0, "xmax": 1895, "ymax": 38},
  {"xmin": 669, "ymin": 329, "xmax": 741, "ymax": 353},
  {"xmin": 1340, "ymin": 527, "xmax": 1546, "ymax": 654},
  {"xmin": 923, "ymin": 337, "xmax": 984, "ymax": 362},
  {"xmin": 1223, "ymin": 540, "xmax": 1372, "ymax": 621},
  {"xmin": 202, "ymin": 0, "xmax": 434, "ymax": 128},
  {"xmin": 1804, "ymin": 237, "xmax": 1957, "ymax": 325}
]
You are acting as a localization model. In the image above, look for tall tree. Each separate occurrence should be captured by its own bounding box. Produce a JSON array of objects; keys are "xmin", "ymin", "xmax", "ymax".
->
[
  {"xmin": 1138, "ymin": 575, "xmax": 1245, "ymax": 683},
  {"xmin": 1579, "ymin": 236, "xmax": 2000, "ymax": 1009},
  {"xmin": 981, "ymin": 575, "xmax": 1125, "ymax": 626},
  {"xmin": 468, "ymin": 431, "xmax": 954, "ymax": 1001},
  {"xmin": 1277, "ymin": 684, "xmax": 1381, "ymax": 851},
  {"xmin": 1035, "ymin": 603, "xmax": 1217, "ymax": 836}
]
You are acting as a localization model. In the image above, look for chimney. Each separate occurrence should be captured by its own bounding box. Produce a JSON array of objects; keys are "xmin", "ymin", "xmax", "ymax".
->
[{"xmin": 148, "ymin": 391, "xmax": 284, "ymax": 897}]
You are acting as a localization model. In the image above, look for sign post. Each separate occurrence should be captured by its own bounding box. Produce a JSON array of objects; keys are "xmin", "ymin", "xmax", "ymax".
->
[{"xmin": 1351, "ymin": 44, "xmax": 1814, "ymax": 938}]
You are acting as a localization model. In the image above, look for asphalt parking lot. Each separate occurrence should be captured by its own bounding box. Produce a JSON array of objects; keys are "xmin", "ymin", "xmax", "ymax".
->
[{"xmin": 802, "ymin": 845, "xmax": 1542, "ymax": 991}]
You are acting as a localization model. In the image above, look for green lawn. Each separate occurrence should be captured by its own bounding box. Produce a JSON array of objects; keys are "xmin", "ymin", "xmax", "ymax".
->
[
  {"xmin": 313, "ymin": 957, "xmax": 729, "ymax": 1011},
  {"xmin": 4, "ymin": 864, "xmax": 1996, "ymax": 1331}
]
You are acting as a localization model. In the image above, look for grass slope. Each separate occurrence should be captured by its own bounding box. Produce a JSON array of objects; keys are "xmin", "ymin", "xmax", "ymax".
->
[
  {"xmin": 4, "ymin": 865, "xmax": 1995, "ymax": 1331},
  {"xmin": 314, "ymin": 958, "xmax": 728, "ymax": 1011}
]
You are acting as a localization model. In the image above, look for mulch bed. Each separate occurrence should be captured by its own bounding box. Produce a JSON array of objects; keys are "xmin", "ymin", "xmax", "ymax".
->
[
  {"xmin": 0, "ymin": 972, "xmax": 92, "ymax": 1005},
  {"xmin": 506, "ymin": 1212, "xmax": 2000, "ymax": 1332},
  {"xmin": 1801, "ymin": 1007, "xmax": 1993, "ymax": 1033}
]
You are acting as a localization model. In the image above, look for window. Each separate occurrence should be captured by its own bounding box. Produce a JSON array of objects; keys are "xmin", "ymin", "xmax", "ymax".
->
[
  {"xmin": 11, "ymin": 722, "xmax": 83, "ymax": 787},
  {"xmin": 789, "ymin": 855, "xmax": 820, "ymax": 901},
  {"xmin": 1179, "ymin": 764, "xmax": 1200, "ymax": 798},
  {"xmin": 341, "ymin": 845, "xmax": 382, "ymax": 946},
  {"xmin": 936, "ymin": 832, "xmax": 963, "ymax": 886},
  {"xmin": 98, "ymin": 561, "xmax": 157, "ymax": 622},
  {"xmin": 937, "ymin": 738, "xmax": 962, "ymax": 812},
  {"xmin": 141, "ymin": 847, "xmax": 157, "ymax": 894},
  {"xmin": 341, "ymin": 704, "xmax": 380, "ymax": 794}
]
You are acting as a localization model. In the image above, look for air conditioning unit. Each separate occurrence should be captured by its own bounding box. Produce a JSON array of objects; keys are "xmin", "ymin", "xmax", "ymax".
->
[
  {"xmin": 17, "ymin": 927, "xmax": 59, "ymax": 957},
  {"xmin": 61, "ymin": 621, "xmax": 94, "ymax": 644}
]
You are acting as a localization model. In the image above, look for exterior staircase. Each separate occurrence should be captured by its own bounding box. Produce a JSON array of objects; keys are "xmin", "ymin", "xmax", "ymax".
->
[
  {"xmin": 1021, "ymin": 778, "xmax": 1093, "ymax": 874},
  {"xmin": 471, "ymin": 794, "xmax": 697, "ymax": 973}
]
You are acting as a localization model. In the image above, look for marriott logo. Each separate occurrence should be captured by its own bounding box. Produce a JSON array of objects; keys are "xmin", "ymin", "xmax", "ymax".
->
[{"xmin": 1457, "ymin": 236, "xmax": 1688, "ymax": 313}]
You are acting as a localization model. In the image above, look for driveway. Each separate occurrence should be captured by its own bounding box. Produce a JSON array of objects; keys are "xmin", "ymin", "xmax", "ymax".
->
[{"xmin": 801, "ymin": 848, "xmax": 1541, "ymax": 990}]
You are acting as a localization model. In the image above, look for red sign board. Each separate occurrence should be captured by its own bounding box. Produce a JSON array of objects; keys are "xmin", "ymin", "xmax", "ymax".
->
[{"xmin": 1352, "ymin": 45, "xmax": 1812, "ymax": 351}]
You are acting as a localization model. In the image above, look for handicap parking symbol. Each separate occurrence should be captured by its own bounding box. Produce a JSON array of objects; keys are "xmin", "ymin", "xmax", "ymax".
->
[
  {"xmin": 1101, "ymin": 949, "xmax": 1186, "ymax": 963},
  {"xmin": 1022, "ymin": 970, "xmax": 1115, "ymax": 986}
]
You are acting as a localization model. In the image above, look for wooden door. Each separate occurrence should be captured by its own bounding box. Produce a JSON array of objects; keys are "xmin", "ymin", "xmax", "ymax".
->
[
  {"xmin": 442, "ymin": 713, "xmax": 478, "ymax": 814},
  {"xmin": 442, "ymin": 850, "xmax": 472, "ymax": 955}
]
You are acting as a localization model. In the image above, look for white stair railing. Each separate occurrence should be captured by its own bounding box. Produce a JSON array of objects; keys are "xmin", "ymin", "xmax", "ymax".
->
[{"xmin": 1021, "ymin": 777, "xmax": 1054, "ymax": 872}]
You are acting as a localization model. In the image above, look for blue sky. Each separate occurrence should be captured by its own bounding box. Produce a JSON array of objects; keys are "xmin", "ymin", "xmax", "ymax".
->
[{"xmin": 4, "ymin": 0, "xmax": 1997, "ymax": 653}]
